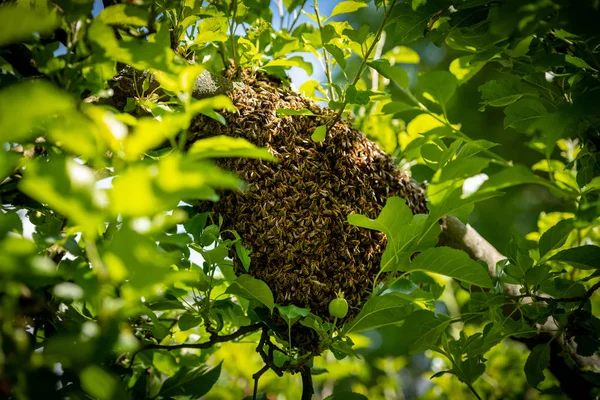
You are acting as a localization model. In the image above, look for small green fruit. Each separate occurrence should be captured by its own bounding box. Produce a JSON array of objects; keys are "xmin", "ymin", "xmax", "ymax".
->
[{"xmin": 328, "ymin": 296, "xmax": 348, "ymax": 319}]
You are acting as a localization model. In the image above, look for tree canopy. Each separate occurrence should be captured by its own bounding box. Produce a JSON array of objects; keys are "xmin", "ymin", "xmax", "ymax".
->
[{"xmin": 0, "ymin": 0, "xmax": 599, "ymax": 399}]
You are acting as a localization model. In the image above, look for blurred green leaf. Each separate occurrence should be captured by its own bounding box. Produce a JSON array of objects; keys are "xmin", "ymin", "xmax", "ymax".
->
[
  {"xmin": 158, "ymin": 362, "xmax": 223, "ymax": 398},
  {"xmin": 276, "ymin": 108, "xmax": 317, "ymax": 117},
  {"xmin": 80, "ymin": 366, "xmax": 125, "ymax": 400},
  {"xmin": 0, "ymin": 3, "xmax": 60, "ymax": 46},
  {"xmin": 0, "ymin": 81, "xmax": 75, "ymax": 143},
  {"xmin": 97, "ymin": 4, "xmax": 149, "ymax": 26},
  {"xmin": 19, "ymin": 158, "xmax": 104, "ymax": 238},
  {"xmin": 0, "ymin": 151, "xmax": 20, "ymax": 181},
  {"xmin": 330, "ymin": 1, "xmax": 368, "ymax": 18},
  {"xmin": 311, "ymin": 125, "xmax": 327, "ymax": 142}
]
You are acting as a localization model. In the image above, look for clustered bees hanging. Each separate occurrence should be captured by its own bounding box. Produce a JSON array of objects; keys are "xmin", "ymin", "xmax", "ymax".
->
[{"xmin": 191, "ymin": 70, "xmax": 428, "ymax": 345}]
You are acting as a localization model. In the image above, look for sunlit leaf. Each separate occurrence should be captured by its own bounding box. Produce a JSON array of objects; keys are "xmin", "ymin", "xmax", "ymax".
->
[
  {"xmin": 538, "ymin": 219, "xmax": 574, "ymax": 258},
  {"xmin": 330, "ymin": 1, "xmax": 368, "ymax": 18},
  {"xmin": 97, "ymin": 4, "xmax": 149, "ymax": 26},
  {"xmin": 406, "ymin": 247, "xmax": 493, "ymax": 288},
  {"xmin": 0, "ymin": 81, "xmax": 75, "ymax": 143},
  {"xmin": 188, "ymin": 136, "xmax": 277, "ymax": 161},
  {"xmin": 0, "ymin": 3, "xmax": 60, "ymax": 46},
  {"xmin": 19, "ymin": 158, "xmax": 105, "ymax": 238},
  {"xmin": 311, "ymin": 125, "xmax": 327, "ymax": 142},
  {"xmin": 344, "ymin": 293, "xmax": 414, "ymax": 334}
]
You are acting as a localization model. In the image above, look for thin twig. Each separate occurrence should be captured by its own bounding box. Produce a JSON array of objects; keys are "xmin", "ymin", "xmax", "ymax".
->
[
  {"xmin": 128, "ymin": 323, "xmax": 262, "ymax": 367},
  {"xmin": 289, "ymin": 0, "xmax": 308, "ymax": 32},
  {"xmin": 314, "ymin": 0, "xmax": 336, "ymax": 101},
  {"xmin": 252, "ymin": 364, "xmax": 269, "ymax": 400},
  {"xmin": 327, "ymin": 0, "xmax": 397, "ymax": 132},
  {"xmin": 229, "ymin": 0, "xmax": 238, "ymax": 69}
]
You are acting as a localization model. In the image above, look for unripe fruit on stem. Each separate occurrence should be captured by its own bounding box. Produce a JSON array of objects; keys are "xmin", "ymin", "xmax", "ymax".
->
[{"xmin": 328, "ymin": 293, "xmax": 348, "ymax": 319}]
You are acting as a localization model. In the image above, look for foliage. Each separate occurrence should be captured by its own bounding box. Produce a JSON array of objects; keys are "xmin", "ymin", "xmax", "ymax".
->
[{"xmin": 0, "ymin": 0, "xmax": 599, "ymax": 399}]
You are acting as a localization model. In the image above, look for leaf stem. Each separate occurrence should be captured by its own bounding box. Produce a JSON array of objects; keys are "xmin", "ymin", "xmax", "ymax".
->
[
  {"xmin": 313, "ymin": 0, "xmax": 336, "ymax": 101},
  {"xmin": 327, "ymin": 0, "xmax": 397, "ymax": 132}
]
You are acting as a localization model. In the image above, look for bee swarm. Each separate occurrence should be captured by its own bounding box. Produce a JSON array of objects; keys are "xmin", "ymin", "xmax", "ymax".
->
[{"xmin": 190, "ymin": 70, "xmax": 428, "ymax": 349}]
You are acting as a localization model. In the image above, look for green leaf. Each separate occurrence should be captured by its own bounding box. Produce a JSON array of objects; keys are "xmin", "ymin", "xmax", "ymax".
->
[
  {"xmin": 324, "ymin": 44, "xmax": 347, "ymax": 70},
  {"xmin": 344, "ymin": 293, "xmax": 414, "ymax": 334},
  {"xmin": 158, "ymin": 362, "xmax": 222, "ymax": 398},
  {"xmin": 19, "ymin": 158, "xmax": 104, "ymax": 238},
  {"xmin": 0, "ymin": 81, "xmax": 75, "ymax": 143},
  {"xmin": 97, "ymin": 4, "xmax": 149, "ymax": 26},
  {"xmin": 325, "ymin": 393, "xmax": 368, "ymax": 400},
  {"xmin": 80, "ymin": 366, "xmax": 124, "ymax": 400},
  {"xmin": 53, "ymin": 282, "xmax": 84, "ymax": 300},
  {"xmin": 524, "ymin": 344, "xmax": 550, "ymax": 389},
  {"xmin": 0, "ymin": 151, "xmax": 20, "ymax": 182},
  {"xmin": 89, "ymin": 21, "xmax": 180, "ymax": 74},
  {"xmin": 345, "ymin": 85, "xmax": 370, "ymax": 105},
  {"xmin": 406, "ymin": 247, "xmax": 493, "ymax": 288},
  {"xmin": 101, "ymin": 227, "xmax": 179, "ymax": 295},
  {"xmin": 381, "ymin": 101, "xmax": 417, "ymax": 114},
  {"xmin": 178, "ymin": 313, "xmax": 203, "ymax": 331},
  {"xmin": 473, "ymin": 165, "xmax": 556, "ymax": 196},
  {"xmin": 263, "ymin": 56, "xmax": 313, "ymax": 75},
  {"xmin": 312, "ymin": 125, "xmax": 327, "ymax": 142},
  {"xmin": 538, "ymin": 219, "xmax": 574, "ymax": 258},
  {"xmin": 583, "ymin": 176, "xmax": 600, "ymax": 194},
  {"xmin": 384, "ymin": 45, "xmax": 420, "ymax": 64},
  {"xmin": 368, "ymin": 59, "xmax": 409, "ymax": 89},
  {"xmin": 188, "ymin": 136, "xmax": 277, "ymax": 161},
  {"xmin": 0, "ymin": 3, "xmax": 60, "ymax": 46},
  {"xmin": 195, "ymin": 17, "xmax": 229, "ymax": 43},
  {"xmin": 349, "ymin": 197, "xmax": 437, "ymax": 272},
  {"xmin": 392, "ymin": 3, "xmax": 436, "ymax": 44},
  {"xmin": 449, "ymin": 55, "xmax": 486, "ymax": 84},
  {"xmin": 232, "ymin": 232, "xmax": 252, "ymax": 272},
  {"xmin": 418, "ymin": 71, "xmax": 458, "ymax": 106},
  {"xmin": 330, "ymin": 1, "xmax": 368, "ymax": 18},
  {"xmin": 478, "ymin": 80, "xmax": 525, "ymax": 109},
  {"xmin": 276, "ymin": 108, "xmax": 317, "ymax": 117},
  {"xmin": 396, "ymin": 310, "xmax": 451, "ymax": 354},
  {"xmin": 277, "ymin": 304, "xmax": 311, "ymax": 325},
  {"xmin": 549, "ymin": 245, "xmax": 600, "ymax": 269},
  {"xmin": 225, "ymin": 274, "xmax": 275, "ymax": 312},
  {"xmin": 457, "ymin": 140, "xmax": 499, "ymax": 159},
  {"xmin": 504, "ymin": 99, "xmax": 547, "ymax": 131}
]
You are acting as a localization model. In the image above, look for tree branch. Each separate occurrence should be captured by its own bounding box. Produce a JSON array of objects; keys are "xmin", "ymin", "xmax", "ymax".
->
[
  {"xmin": 128, "ymin": 322, "xmax": 262, "ymax": 367},
  {"xmin": 300, "ymin": 365, "xmax": 314, "ymax": 400},
  {"xmin": 438, "ymin": 215, "xmax": 600, "ymax": 398}
]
